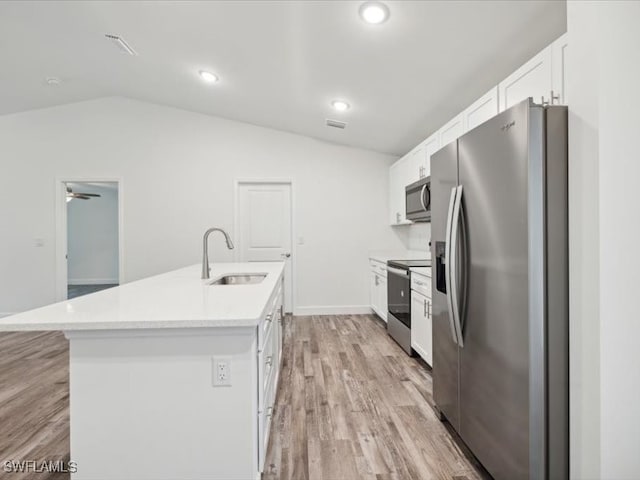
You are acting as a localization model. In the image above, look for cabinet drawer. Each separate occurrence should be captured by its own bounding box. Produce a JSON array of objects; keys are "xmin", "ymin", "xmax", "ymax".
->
[
  {"xmin": 259, "ymin": 281, "xmax": 282, "ymax": 347},
  {"xmin": 370, "ymin": 260, "xmax": 387, "ymax": 277},
  {"xmin": 411, "ymin": 274, "xmax": 431, "ymax": 298}
]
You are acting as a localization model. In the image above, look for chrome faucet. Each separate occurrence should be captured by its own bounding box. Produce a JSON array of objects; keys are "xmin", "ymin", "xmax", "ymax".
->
[{"xmin": 202, "ymin": 227, "xmax": 235, "ymax": 279}]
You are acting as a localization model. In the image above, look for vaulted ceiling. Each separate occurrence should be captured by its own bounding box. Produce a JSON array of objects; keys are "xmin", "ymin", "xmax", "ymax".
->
[{"xmin": 0, "ymin": 1, "xmax": 566, "ymax": 154}]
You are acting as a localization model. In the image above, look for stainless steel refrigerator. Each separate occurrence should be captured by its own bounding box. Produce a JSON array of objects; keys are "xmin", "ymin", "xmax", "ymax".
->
[{"xmin": 430, "ymin": 98, "xmax": 568, "ymax": 480}]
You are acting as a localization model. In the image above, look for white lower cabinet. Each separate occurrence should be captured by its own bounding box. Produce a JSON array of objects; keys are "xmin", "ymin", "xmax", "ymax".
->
[
  {"xmin": 411, "ymin": 274, "xmax": 432, "ymax": 366},
  {"xmin": 369, "ymin": 260, "xmax": 388, "ymax": 322},
  {"xmin": 257, "ymin": 281, "xmax": 284, "ymax": 472}
]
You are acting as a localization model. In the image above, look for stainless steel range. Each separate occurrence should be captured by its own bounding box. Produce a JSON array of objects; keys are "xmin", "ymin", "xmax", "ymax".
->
[{"xmin": 386, "ymin": 259, "xmax": 430, "ymax": 355}]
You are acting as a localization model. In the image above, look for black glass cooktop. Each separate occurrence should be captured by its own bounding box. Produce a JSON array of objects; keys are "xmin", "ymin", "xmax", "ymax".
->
[{"xmin": 387, "ymin": 259, "xmax": 431, "ymax": 269}]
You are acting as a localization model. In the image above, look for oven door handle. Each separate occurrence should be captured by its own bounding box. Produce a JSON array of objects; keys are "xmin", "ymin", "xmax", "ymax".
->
[{"xmin": 387, "ymin": 266, "xmax": 409, "ymax": 277}]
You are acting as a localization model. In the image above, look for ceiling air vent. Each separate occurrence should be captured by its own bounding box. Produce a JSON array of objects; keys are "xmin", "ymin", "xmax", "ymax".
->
[
  {"xmin": 105, "ymin": 34, "xmax": 138, "ymax": 56},
  {"xmin": 326, "ymin": 119, "xmax": 347, "ymax": 129}
]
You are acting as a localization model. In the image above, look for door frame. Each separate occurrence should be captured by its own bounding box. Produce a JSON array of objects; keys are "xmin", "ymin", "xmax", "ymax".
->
[
  {"xmin": 233, "ymin": 178, "xmax": 295, "ymax": 313},
  {"xmin": 55, "ymin": 176, "xmax": 125, "ymax": 302}
]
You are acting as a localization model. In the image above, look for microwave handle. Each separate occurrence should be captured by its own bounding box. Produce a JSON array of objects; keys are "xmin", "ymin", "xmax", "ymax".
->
[{"xmin": 420, "ymin": 184, "xmax": 427, "ymax": 211}]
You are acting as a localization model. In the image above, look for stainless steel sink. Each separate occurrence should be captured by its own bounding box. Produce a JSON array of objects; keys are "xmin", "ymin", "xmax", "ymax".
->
[{"xmin": 208, "ymin": 274, "xmax": 267, "ymax": 286}]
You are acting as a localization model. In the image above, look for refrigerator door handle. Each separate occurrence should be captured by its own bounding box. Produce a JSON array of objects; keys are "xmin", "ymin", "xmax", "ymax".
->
[
  {"xmin": 445, "ymin": 186, "xmax": 459, "ymax": 345},
  {"xmin": 450, "ymin": 185, "xmax": 465, "ymax": 347}
]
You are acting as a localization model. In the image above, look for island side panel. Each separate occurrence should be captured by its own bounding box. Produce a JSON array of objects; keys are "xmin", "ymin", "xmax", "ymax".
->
[{"xmin": 67, "ymin": 327, "xmax": 259, "ymax": 480}]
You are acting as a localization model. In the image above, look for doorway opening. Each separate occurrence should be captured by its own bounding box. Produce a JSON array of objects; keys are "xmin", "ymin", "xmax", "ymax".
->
[
  {"xmin": 56, "ymin": 179, "xmax": 123, "ymax": 301},
  {"xmin": 234, "ymin": 180, "xmax": 294, "ymax": 313}
]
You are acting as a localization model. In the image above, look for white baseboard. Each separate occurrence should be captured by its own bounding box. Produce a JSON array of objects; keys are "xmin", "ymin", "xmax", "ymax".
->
[
  {"xmin": 0, "ymin": 312, "xmax": 16, "ymax": 319},
  {"xmin": 68, "ymin": 278, "xmax": 119, "ymax": 286},
  {"xmin": 293, "ymin": 305, "xmax": 373, "ymax": 316}
]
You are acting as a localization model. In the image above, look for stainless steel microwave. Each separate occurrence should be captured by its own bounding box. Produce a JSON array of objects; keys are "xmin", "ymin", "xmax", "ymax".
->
[{"xmin": 405, "ymin": 177, "xmax": 430, "ymax": 222}]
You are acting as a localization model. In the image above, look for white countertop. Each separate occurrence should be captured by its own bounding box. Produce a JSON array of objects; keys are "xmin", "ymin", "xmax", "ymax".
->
[
  {"xmin": 0, "ymin": 262, "xmax": 285, "ymax": 332},
  {"xmin": 369, "ymin": 250, "xmax": 430, "ymax": 263}
]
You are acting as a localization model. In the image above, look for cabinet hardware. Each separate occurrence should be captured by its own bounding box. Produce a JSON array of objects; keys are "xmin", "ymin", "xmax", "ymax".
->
[
  {"xmin": 266, "ymin": 355, "xmax": 273, "ymax": 367},
  {"xmin": 266, "ymin": 314, "xmax": 273, "ymax": 323},
  {"xmin": 424, "ymin": 298, "xmax": 427, "ymax": 316},
  {"xmin": 427, "ymin": 300, "xmax": 431, "ymax": 317},
  {"xmin": 375, "ymin": 275, "xmax": 379, "ymax": 286},
  {"xmin": 415, "ymin": 280, "xmax": 424, "ymax": 286},
  {"xmin": 550, "ymin": 89, "xmax": 560, "ymax": 105},
  {"xmin": 267, "ymin": 406, "xmax": 273, "ymax": 418}
]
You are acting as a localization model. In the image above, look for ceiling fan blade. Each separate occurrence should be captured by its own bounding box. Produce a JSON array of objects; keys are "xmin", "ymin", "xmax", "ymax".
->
[
  {"xmin": 73, "ymin": 195, "xmax": 91, "ymax": 200},
  {"xmin": 76, "ymin": 193, "xmax": 101, "ymax": 197}
]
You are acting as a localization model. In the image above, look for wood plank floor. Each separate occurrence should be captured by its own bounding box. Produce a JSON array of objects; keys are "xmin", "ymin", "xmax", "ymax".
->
[
  {"xmin": 264, "ymin": 314, "xmax": 489, "ymax": 480},
  {"xmin": 0, "ymin": 315, "xmax": 488, "ymax": 480},
  {"xmin": 0, "ymin": 331, "xmax": 70, "ymax": 480}
]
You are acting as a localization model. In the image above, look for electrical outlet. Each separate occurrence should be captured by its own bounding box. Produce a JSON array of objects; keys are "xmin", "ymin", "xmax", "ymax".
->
[{"xmin": 212, "ymin": 356, "xmax": 232, "ymax": 387}]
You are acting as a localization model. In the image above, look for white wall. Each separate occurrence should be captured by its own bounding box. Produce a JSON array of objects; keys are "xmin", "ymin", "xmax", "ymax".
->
[
  {"xmin": 67, "ymin": 182, "xmax": 119, "ymax": 285},
  {"xmin": 597, "ymin": 2, "xmax": 640, "ymax": 478},
  {"xmin": 568, "ymin": 2, "xmax": 640, "ymax": 478},
  {"xmin": 392, "ymin": 223, "xmax": 431, "ymax": 255},
  {"xmin": 567, "ymin": 2, "xmax": 600, "ymax": 477},
  {"xmin": 0, "ymin": 97, "xmax": 404, "ymax": 315}
]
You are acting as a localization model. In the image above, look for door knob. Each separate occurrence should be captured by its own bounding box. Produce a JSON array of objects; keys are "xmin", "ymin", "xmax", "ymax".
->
[{"xmin": 281, "ymin": 253, "xmax": 291, "ymax": 258}]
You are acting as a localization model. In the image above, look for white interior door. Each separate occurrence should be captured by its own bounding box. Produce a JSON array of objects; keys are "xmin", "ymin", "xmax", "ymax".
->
[{"xmin": 237, "ymin": 182, "xmax": 293, "ymax": 313}]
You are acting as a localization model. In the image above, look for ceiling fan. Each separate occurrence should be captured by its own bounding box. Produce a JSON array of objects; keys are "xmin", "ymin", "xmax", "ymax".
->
[{"xmin": 66, "ymin": 186, "xmax": 101, "ymax": 202}]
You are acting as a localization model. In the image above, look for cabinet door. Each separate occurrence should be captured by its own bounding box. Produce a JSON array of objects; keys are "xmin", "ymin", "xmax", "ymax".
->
[
  {"xmin": 379, "ymin": 275, "xmax": 387, "ymax": 322},
  {"xmin": 370, "ymin": 269, "xmax": 378, "ymax": 312},
  {"xmin": 499, "ymin": 45, "xmax": 553, "ymax": 111},
  {"xmin": 552, "ymin": 33, "xmax": 569, "ymax": 105},
  {"xmin": 411, "ymin": 290, "xmax": 431, "ymax": 365},
  {"xmin": 389, "ymin": 156, "xmax": 412, "ymax": 225},
  {"xmin": 407, "ymin": 147, "xmax": 425, "ymax": 184},
  {"xmin": 389, "ymin": 161, "xmax": 401, "ymax": 225},
  {"xmin": 422, "ymin": 133, "xmax": 440, "ymax": 177},
  {"xmin": 440, "ymin": 113, "xmax": 464, "ymax": 148},
  {"xmin": 463, "ymin": 86, "xmax": 499, "ymax": 132},
  {"xmin": 425, "ymin": 297, "xmax": 432, "ymax": 365}
]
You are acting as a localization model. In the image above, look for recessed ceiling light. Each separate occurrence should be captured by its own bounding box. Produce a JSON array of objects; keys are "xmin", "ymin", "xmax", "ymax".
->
[
  {"xmin": 331, "ymin": 100, "xmax": 350, "ymax": 112},
  {"xmin": 359, "ymin": 1, "xmax": 390, "ymax": 24},
  {"xmin": 45, "ymin": 77, "xmax": 61, "ymax": 86},
  {"xmin": 199, "ymin": 70, "xmax": 219, "ymax": 84}
]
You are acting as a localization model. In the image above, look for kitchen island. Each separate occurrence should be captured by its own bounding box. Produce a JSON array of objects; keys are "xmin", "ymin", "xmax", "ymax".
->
[{"xmin": 0, "ymin": 262, "xmax": 285, "ymax": 480}]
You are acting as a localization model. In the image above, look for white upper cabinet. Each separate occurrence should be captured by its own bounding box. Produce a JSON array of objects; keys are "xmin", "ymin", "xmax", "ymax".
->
[
  {"xmin": 407, "ymin": 146, "xmax": 425, "ymax": 183},
  {"xmin": 499, "ymin": 45, "xmax": 553, "ymax": 111},
  {"xmin": 552, "ymin": 33, "xmax": 569, "ymax": 105},
  {"xmin": 463, "ymin": 86, "xmax": 499, "ymax": 132},
  {"xmin": 389, "ymin": 156, "xmax": 412, "ymax": 225},
  {"xmin": 389, "ymin": 34, "xmax": 568, "ymax": 227},
  {"xmin": 440, "ymin": 113, "xmax": 464, "ymax": 148},
  {"xmin": 421, "ymin": 132, "xmax": 440, "ymax": 177}
]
